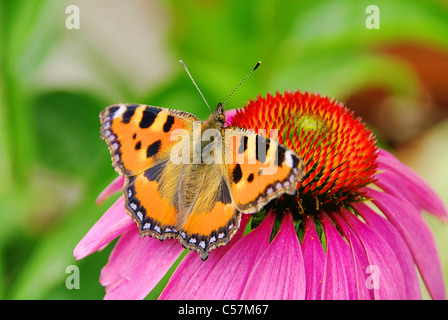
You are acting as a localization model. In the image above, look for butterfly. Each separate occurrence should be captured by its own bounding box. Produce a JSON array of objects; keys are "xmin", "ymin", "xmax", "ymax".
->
[
  {"xmin": 99, "ymin": 64, "xmax": 305, "ymax": 261},
  {"xmin": 100, "ymin": 101, "xmax": 305, "ymax": 260}
]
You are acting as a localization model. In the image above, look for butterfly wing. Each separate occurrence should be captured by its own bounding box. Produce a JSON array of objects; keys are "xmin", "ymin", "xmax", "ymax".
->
[
  {"xmin": 124, "ymin": 166, "xmax": 179, "ymax": 240},
  {"xmin": 100, "ymin": 104, "xmax": 200, "ymax": 176},
  {"xmin": 224, "ymin": 127, "xmax": 306, "ymax": 213},
  {"xmin": 176, "ymin": 165, "xmax": 241, "ymax": 260},
  {"xmin": 125, "ymin": 159, "xmax": 240, "ymax": 261}
]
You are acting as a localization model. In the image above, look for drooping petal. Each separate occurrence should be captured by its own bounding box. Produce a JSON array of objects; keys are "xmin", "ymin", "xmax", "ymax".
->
[
  {"xmin": 159, "ymin": 214, "xmax": 251, "ymax": 300},
  {"xmin": 366, "ymin": 188, "xmax": 446, "ymax": 300},
  {"xmin": 100, "ymin": 226, "xmax": 185, "ymax": 300},
  {"xmin": 353, "ymin": 201, "xmax": 422, "ymax": 299},
  {"xmin": 338, "ymin": 209, "xmax": 407, "ymax": 299},
  {"xmin": 74, "ymin": 196, "xmax": 133, "ymax": 260},
  {"xmin": 240, "ymin": 213, "xmax": 306, "ymax": 300},
  {"xmin": 320, "ymin": 212, "xmax": 357, "ymax": 299},
  {"xmin": 330, "ymin": 213, "xmax": 372, "ymax": 300},
  {"xmin": 96, "ymin": 176, "xmax": 125, "ymax": 206},
  {"xmin": 301, "ymin": 214, "xmax": 325, "ymax": 300},
  {"xmin": 376, "ymin": 149, "xmax": 448, "ymax": 221},
  {"xmin": 194, "ymin": 211, "xmax": 276, "ymax": 300}
]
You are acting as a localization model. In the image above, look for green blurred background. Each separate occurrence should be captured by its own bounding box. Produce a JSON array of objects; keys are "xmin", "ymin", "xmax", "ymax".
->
[{"xmin": 1, "ymin": 0, "xmax": 447, "ymax": 299}]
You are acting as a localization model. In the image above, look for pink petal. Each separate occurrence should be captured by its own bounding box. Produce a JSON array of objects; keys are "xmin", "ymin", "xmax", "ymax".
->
[
  {"xmin": 330, "ymin": 213, "xmax": 372, "ymax": 300},
  {"xmin": 224, "ymin": 108, "xmax": 238, "ymax": 125},
  {"xmin": 101, "ymin": 226, "xmax": 185, "ymax": 300},
  {"xmin": 96, "ymin": 176, "xmax": 125, "ymax": 205},
  {"xmin": 377, "ymin": 149, "xmax": 448, "ymax": 221},
  {"xmin": 301, "ymin": 215, "xmax": 325, "ymax": 300},
  {"xmin": 74, "ymin": 196, "xmax": 133, "ymax": 260},
  {"xmin": 320, "ymin": 212, "xmax": 357, "ymax": 299},
  {"xmin": 159, "ymin": 214, "xmax": 251, "ymax": 300},
  {"xmin": 353, "ymin": 201, "xmax": 422, "ymax": 299},
  {"xmin": 193, "ymin": 211, "xmax": 276, "ymax": 300},
  {"xmin": 366, "ymin": 187, "xmax": 446, "ymax": 300},
  {"xmin": 241, "ymin": 213, "xmax": 306, "ymax": 300},
  {"xmin": 339, "ymin": 209, "xmax": 407, "ymax": 299}
]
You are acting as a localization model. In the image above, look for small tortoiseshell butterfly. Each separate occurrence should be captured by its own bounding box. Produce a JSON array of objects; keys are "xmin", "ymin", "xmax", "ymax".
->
[{"xmin": 100, "ymin": 62, "xmax": 305, "ymax": 260}]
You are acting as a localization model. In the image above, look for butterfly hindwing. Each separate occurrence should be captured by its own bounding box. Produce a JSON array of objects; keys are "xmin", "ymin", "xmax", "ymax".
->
[
  {"xmin": 125, "ymin": 170, "xmax": 179, "ymax": 240},
  {"xmin": 224, "ymin": 127, "xmax": 305, "ymax": 213},
  {"xmin": 125, "ymin": 159, "xmax": 240, "ymax": 260},
  {"xmin": 100, "ymin": 104, "xmax": 200, "ymax": 176},
  {"xmin": 179, "ymin": 172, "xmax": 241, "ymax": 260}
]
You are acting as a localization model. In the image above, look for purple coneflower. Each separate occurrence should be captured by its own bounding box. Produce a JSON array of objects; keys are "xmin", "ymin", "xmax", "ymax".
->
[{"xmin": 74, "ymin": 90, "xmax": 447, "ymax": 300}]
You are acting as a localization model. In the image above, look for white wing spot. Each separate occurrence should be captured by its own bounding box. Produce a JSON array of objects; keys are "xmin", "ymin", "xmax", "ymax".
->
[
  {"xmin": 285, "ymin": 152, "xmax": 294, "ymax": 168},
  {"xmin": 113, "ymin": 105, "xmax": 127, "ymax": 119},
  {"xmin": 137, "ymin": 211, "xmax": 143, "ymax": 221}
]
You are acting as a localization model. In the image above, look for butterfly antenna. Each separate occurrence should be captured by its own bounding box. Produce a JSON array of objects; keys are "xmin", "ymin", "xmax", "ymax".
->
[
  {"xmin": 223, "ymin": 61, "xmax": 261, "ymax": 107},
  {"xmin": 179, "ymin": 60, "xmax": 212, "ymax": 111}
]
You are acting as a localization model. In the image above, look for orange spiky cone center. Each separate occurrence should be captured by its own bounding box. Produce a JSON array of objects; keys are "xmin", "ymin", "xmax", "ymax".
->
[{"xmin": 229, "ymin": 91, "xmax": 378, "ymax": 216}]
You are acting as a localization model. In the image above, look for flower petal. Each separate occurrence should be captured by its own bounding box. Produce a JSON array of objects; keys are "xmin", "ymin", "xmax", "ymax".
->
[
  {"xmin": 330, "ymin": 212, "xmax": 372, "ymax": 300},
  {"xmin": 320, "ymin": 212, "xmax": 357, "ymax": 299},
  {"xmin": 301, "ymin": 214, "xmax": 325, "ymax": 300},
  {"xmin": 353, "ymin": 201, "xmax": 422, "ymax": 299},
  {"xmin": 366, "ymin": 188, "xmax": 446, "ymax": 300},
  {"xmin": 101, "ymin": 226, "xmax": 185, "ymax": 300},
  {"xmin": 159, "ymin": 214, "xmax": 251, "ymax": 300},
  {"xmin": 377, "ymin": 149, "xmax": 448, "ymax": 221},
  {"xmin": 241, "ymin": 213, "xmax": 306, "ymax": 300},
  {"xmin": 193, "ymin": 211, "xmax": 276, "ymax": 300},
  {"xmin": 338, "ymin": 209, "xmax": 407, "ymax": 299},
  {"xmin": 96, "ymin": 176, "xmax": 125, "ymax": 206},
  {"xmin": 224, "ymin": 108, "xmax": 238, "ymax": 124},
  {"xmin": 74, "ymin": 196, "xmax": 133, "ymax": 260}
]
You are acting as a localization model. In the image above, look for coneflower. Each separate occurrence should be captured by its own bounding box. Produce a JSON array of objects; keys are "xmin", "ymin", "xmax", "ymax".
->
[{"xmin": 74, "ymin": 90, "xmax": 447, "ymax": 300}]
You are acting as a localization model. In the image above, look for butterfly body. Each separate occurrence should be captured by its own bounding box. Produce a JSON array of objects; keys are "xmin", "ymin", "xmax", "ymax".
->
[{"xmin": 100, "ymin": 102, "xmax": 305, "ymax": 260}]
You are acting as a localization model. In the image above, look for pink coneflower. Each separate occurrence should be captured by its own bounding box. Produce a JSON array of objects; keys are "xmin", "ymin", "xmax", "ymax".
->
[{"xmin": 74, "ymin": 90, "xmax": 447, "ymax": 300}]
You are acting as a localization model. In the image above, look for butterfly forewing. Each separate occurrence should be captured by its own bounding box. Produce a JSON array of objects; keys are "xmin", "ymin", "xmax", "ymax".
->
[
  {"xmin": 100, "ymin": 104, "xmax": 199, "ymax": 176},
  {"xmin": 223, "ymin": 127, "xmax": 305, "ymax": 213}
]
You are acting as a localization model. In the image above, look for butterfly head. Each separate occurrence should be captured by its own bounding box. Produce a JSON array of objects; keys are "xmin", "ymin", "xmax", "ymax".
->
[{"xmin": 211, "ymin": 102, "xmax": 226, "ymax": 125}]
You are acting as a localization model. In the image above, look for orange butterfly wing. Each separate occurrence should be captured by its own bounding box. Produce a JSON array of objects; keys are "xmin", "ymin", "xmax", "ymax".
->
[
  {"xmin": 125, "ymin": 163, "xmax": 240, "ymax": 261},
  {"xmin": 174, "ymin": 177, "xmax": 241, "ymax": 260},
  {"xmin": 100, "ymin": 104, "xmax": 199, "ymax": 176},
  {"xmin": 224, "ymin": 127, "xmax": 306, "ymax": 213}
]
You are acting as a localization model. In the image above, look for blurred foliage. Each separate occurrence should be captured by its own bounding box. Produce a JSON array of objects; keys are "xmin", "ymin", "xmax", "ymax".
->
[{"xmin": 0, "ymin": 0, "xmax": 447, "ymax": 299}]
